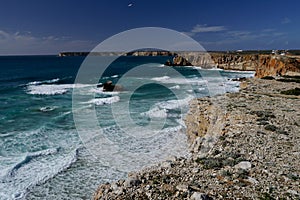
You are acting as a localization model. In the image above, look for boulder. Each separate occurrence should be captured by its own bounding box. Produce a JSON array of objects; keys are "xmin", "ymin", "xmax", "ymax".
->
[
  {"xmin": 123, "ymin": 175, "xmax": 141, "ymax": 187},
  {"xmin": 103, "ymin": 81, "xmax": 123, "ymax": 92},
  {"xmin": 234, "ymin": 161, "xmax": 252, "ymax": 170},
  {"xmin": 165, "ymin": 55, "xmax": 192, "ymax": 66},
  {"xmin": 190, "ymin": 192, "xmax": 213, "ymax": 200}
]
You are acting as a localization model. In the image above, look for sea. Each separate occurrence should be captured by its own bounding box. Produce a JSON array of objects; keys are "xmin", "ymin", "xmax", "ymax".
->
[{"xmin": 0, "ymin": 55, "xmax": 254, "ymax": 200}]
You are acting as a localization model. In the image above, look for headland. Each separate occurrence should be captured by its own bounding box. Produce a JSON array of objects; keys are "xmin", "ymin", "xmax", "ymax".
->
[{"xmin": 90, "ymin": 50, "xmax": 300, "ymax": 199}]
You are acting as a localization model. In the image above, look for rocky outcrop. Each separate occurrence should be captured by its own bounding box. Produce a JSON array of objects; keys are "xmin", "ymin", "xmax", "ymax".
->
[
  {"xmin": 59, "ymin": 51, "xmax": 300, "ymax": 76},
  {"xmin": 101, "ymin": 81, "xmax": 123, "ymax": 92},
  {"xmin": 255, "ymin": 55, "xmax": 300, "ymax": 78},
  {"xmin": 211, "ymin": 53, "xmax": 258, "ymax": 71},
  {"xmin": 165, "ymin": 55, "xmax": 192, "ymax": 66},
  {"xmin": 93, "ymin": 78, "xmax": 300, "ymax": 199},
  {"xmin": 177, "ymin": 52, "xmax": 300, "ymax": 76}
]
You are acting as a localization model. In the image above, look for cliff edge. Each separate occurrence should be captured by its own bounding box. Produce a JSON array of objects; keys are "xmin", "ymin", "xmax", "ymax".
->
[{"xmin": 93, "ymin": 78, "xmax": 300, "ymax": 199}]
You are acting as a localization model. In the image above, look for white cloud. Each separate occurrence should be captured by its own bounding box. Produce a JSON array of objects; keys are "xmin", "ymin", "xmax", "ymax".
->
[
  {"xmin": 183, "ymin": 24, "xmax": 226, "ymax": 37},
  {"xmin": 199, "ymin": 28, "xmax": 287, "ymax": 50},
  {"xmin": 191, "ymin": 24, "xmax": 226, "ymax": 33},
  {"xmin": 0, "ymin": 30, "xmax": 94, "ymax": 55},
  {"xmin": 281, "ymin": 17, "xmax": 291, "ymax": 24}
]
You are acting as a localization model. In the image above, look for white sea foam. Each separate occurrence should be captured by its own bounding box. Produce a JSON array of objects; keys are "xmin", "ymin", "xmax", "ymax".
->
[
  {"xmin": 89, "ymin": 87, "xmax": 120, "ymax": 95},
  {"xmin": 152, "ymin": 76, "xmax": 207, "ymax": 85},
  {"xmin": 224, "ymin": 80, "xmax": 240, "ymax": 93},
  {"xmin": 87, "ymin": 96, "xmax": 120, "ymax": 106},
  {"xmin": 27, "ymin": 84, "xmax": 91, "ymax": 95},
  {"xmin": 162, "ymin": 125, "xmax": 184, "ymax": 134},
  {"xmin": 170, "ymin": 85, "xmax": 180, "ymax": 89},
  {"xmin": 27, "ymin": 78, "xmax": 60, "ymax": 86},
  {"xmin": 27, "ymin": 85, "xmax": 69, "ymax": 95},
  {"xmin": 206, "ymin": 67, "xmax": 224, "ymax": 71},
  {"xmin": 111, "ymin": 75, "xmax": 119, "ymax": 78},
  {"xmin": 156, "ymin": 95, "xmax": 194, "ymax": 110},
  {"xmin": 40, "ymin": 106, "xmax": 58, "ymax": 112},
  {"xmin": 151, "ymin": 76, "xmax": 170, "ymax": 81},
  {"xmin": 1, "ymin": 148, "xmax": 79, "ymax": 200},
  {"xmin": 141, "ymin": 107, "xmax": 167, "ymax": 118},
  {"xmin": 141, "ymin": 95, "xmax": 193, "ymax": 120},
  {"xmin": 226, "ymin": 70, "xmax": 255, "ymax": 74}
]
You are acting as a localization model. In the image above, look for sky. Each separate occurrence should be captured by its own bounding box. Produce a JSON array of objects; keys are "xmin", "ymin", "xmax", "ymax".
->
[{"xmin": 0, "ymin": 0, "xmax": 299, "ymax": 55}]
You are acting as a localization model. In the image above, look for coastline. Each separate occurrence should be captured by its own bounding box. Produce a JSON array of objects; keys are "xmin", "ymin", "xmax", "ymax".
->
[{"xmin": 93, "ymin": 77, "xmax": 300, "ymax": 199}]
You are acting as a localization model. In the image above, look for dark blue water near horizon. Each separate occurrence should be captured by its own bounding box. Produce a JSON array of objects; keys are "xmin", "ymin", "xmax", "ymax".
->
[{"xmin": 0, "ymin": 55, "xmax": 254, "ymax": 200}]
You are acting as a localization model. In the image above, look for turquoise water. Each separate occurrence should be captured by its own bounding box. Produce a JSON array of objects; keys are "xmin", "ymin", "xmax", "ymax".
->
[{"xmin": 0, "ymin": 55, "xmax": 254, "ymax": 199}]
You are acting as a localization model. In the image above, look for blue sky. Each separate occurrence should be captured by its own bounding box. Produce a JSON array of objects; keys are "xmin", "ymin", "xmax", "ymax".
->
[{"xmin": 0, "ymin": 0, "xmax": 299, "ymax": 55}]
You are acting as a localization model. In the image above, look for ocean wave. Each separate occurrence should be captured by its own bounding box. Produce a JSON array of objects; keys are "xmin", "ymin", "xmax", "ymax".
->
[
  {"xmin": 39, "ymin": 106, "xmax": 58, "ymax": 112},
  {"xmin": 27, "ymin": 84, "xmax": 69, "ymax": 95},
  {"xmin": 26, "ymin": 83, "xmax": 91, "ymax": 95},
  {"xmin": 141, "ymin": 95, "xmax": 193, "ymax": 119},
  {"xmin": 162, "ymin": 125, "xmax": 184, "ymax": 134},
  {"xmin": 151, "ymin": 76, "xmax": 207, "ymax": 85},
  {"xmin": 206, "ymin": 67, "xmax": 224, "ymax": 71},
  {"xmin": 7, "ymin": 148, "xmax": 60, "ymax": 177},
  {"xmin": 87, "ymin": 96, "xmax": 120, "ymax": 106},
  {"xmin": 224, "ymin": 80, "xmax": 240, "ymax": 93},
  {"xmin": 224, "ymin": 70, "xmax": 255, "ymax": 74},
  {"xmin": 154, "ymin": 64, "xmax": 165, "ymax": 68},
  {"xmin": 155, "ymin": 95, "xmax": 194, "ymax": 110},
  {"xmin": 1, "ymin": 148, "xmax": 80, "ymax": 200},
  {"xmin": 27, "ymin": 78, "xmax": 60, "ymax": 86},
  {"xmin": 141, "ymin": 107, "xmax": 168, "ymax": 118},
  {"xmin": 170, "ymin": 85, "xmax": 180, "ymax": 89},
  {"xmin": 151, "ymin": 76, "xmax": 170, "ymax": 81},
  {"xmin": 89, "ymin": 87, "xmax": 120, "ymax": 95}
]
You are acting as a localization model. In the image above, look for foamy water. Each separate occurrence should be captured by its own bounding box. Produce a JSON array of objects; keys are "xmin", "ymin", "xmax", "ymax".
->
[{"xmin": 0, "ymin": 55, "xmax": 255, "ymax": 200}]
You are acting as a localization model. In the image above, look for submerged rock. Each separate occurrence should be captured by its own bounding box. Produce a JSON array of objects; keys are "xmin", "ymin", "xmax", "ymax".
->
[{"xmin": 102, "ymin": 81, "xmax": 123, "ymax": 92}]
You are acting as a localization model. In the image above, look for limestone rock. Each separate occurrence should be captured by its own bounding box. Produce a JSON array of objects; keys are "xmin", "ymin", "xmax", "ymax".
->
[
  {"xmin": 190, "ymin": 192, "xmax": 213, "ymax": 200},
  {"xmin": 234, "ymin": 161, "xmax": 252, "ymax": 170},
  {"xmin": 123, "ymin": 175, "xmax": 141, "ymax": 187}
]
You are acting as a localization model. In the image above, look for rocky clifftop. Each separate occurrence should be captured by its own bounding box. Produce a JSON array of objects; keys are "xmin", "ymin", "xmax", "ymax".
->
[{"xmin": 93, "ymin": 78, "xmax": 300, "ymax": 199}]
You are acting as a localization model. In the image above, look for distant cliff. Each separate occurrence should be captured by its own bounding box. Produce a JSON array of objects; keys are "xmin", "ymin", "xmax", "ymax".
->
[
  {"xmin": 59, "ymin": 51, "xmax": 300, "ymax": 77},
  {"xmin": 177, "ymin": 52, "xmax": 258, "ymax": 71},
  {"xmin": 58, "ymin": 51, "xmax": 174, "ymax": 57}
]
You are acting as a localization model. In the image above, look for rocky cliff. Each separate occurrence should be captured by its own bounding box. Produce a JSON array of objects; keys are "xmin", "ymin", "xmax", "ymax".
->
[
  {"xmin": 59, "ymin": 51, "xmax": 300, "ymax": 77},
  {"xmin": 176, "ymin": 52, "xmax": 300, "ymax": 76},
  {"xmin": 211, "ymin": 53, "xmax": 258, "ymax": 71},
  {"xmin": 255, "ymin": 55, "xmax": 300, "ymax": 78},
  {"xmin": 93, "ymin": 78, "xmax": 300, "ymax": 199}
]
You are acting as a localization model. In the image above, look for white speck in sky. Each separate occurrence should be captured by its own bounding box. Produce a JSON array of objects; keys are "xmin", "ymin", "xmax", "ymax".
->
[{"xmin": 128, "ymin": 3, "xmax": 133, "ymax": 7}]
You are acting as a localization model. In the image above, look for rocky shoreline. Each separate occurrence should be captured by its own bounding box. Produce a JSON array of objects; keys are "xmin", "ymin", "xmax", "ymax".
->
[
  {"xmin": 93, "ymin": 77, "xmax": 300, "ymax": 199},
  {"xmin": 59, "ymin": 51, "xmax": 300, "ymax": 77}
]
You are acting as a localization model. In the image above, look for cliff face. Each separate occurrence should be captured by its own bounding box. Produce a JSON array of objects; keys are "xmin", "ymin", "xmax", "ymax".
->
[
  {"xmin": 255, "ymin": 55, "xmax": 300, "ymax": 78},
  {"xmin": 175, "ymin": 52, "xmax": 258, "ymax": 71},
  {"xmin": 93, "ymin": 78, "xmax": 300, "ymax": 200},
  {"xmin": 59, "ymin": 51, "xmax": 300, "ymax": 78},
  {"xmin": 178, "ymin": 52, "xmax": 300, "ymax": 76},
  {"xmin": 211, "ymin": 53, "xmax": 258, "ymax": 71}
]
